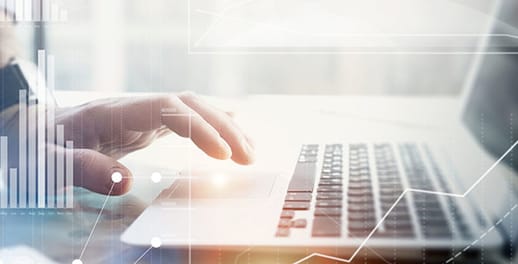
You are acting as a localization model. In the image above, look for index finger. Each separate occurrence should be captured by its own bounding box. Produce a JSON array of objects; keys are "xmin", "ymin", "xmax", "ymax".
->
[{"xmin": 92, "ymin": 96, "xmax": 232, "ymax": 160}]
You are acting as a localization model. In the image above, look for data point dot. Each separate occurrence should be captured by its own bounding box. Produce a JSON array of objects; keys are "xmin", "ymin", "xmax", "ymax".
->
[
  {"xmin": 72, "ymin": 259, "xmax": 83, "ymax": 264},
  {"xmin": 151, "ymin": 172, "xmax": 162, "ymax": 183},
  {"xmin": 111, "ymin": 171, "xmax": 123, "ymax": 183},
  {"xmin": 151, "ymin": 237, "xmax": 162, "ymax": 248}
]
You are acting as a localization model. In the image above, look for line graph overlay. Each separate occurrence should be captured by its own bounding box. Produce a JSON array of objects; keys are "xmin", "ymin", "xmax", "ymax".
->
[
  {"xmin": 77, "ymin": 183, "xmax": 115, "ymax": 261},
  {"xmin": 444, "ymin": 204, "xmax": 518, "ymax": 264},
  {"xmin": 293, "ymin": 140, "xmax": 518, "ymax": 264}
]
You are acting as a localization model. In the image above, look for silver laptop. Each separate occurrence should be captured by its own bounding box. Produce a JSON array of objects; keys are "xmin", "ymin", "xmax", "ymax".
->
[{"xmin": 122, "ymin": 0, "xmax": 518, "ymax": 262}]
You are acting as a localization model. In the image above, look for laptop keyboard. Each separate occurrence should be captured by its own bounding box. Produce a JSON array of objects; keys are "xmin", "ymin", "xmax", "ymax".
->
[
  {"xmin": 313, "ymin": 144, "xmax": 344, "ymax": 237},
  {"xmin": 374, "ymin": 143, "xmax": 414, "ymax": 238},
  {"xmin": 277, "ymin": 143, "xmax": 466, "ymax": 240}
]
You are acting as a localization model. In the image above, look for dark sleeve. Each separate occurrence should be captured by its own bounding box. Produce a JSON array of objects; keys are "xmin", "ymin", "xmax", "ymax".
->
[{"xmin": 0, "ymin": 64, "xmax": 30, "ymax": 112}]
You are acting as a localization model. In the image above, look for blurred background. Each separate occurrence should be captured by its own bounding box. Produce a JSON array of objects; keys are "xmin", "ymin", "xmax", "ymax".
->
[{"xmin": 14, "ymin": 0, "xmax": 502, "ymax": 96}]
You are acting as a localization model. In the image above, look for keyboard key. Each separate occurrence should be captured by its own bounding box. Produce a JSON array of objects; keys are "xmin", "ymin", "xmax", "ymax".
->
[
  {"xmin": 347, "ymin": 189, "xmax": 373, "ymax": 196},
  {"xmin": 276, "ymin": 228, "xmax": 290, "ymax": 237},
  {"xmin": 348, "ymin": 220, "xmax": 376, "ymax": 231},
  {"xmin": 423, "ymin": 228, "xmax": 452, "ymax": 238},
  {"xmin": 285, "ymin": 193, "xmax": 312, "ymax": 202},
  {"xmin": 299, "ymin": 157, "xmax": 317, "ymax": 163},
  {"xmin": 347, "ymin": 196, "xmax": 374, "ymax": 204},
  {"xmin": 288, "ymin": 162, "xmax": 317, "ymax": 192},
  {"xmin": 349, "ymin": 178, "xmax": 370, "ymax": 184},
  {"xmin": 283, "ymin": 202, "xmax": 310, "ymax": 211},
  {"xmin": 349, "ymin": 230, "xmax": 371, "ymax": 237},
  {"xmin": 421, "ymin": 218, "xmax": 449, "ymax": 227},
  {"xmin": 278, "ymin": 219, "xmax": 291, "ymax": 228},
  {"xmin": 348, "ymin": 203, "xmax": 375, "ymax": 213},
  {"xmin": 291, "ymin": 219, "xmax": 307, "ymax": 228},
  {"xmin": 348, "ymin": 212, "xmax": 376, "ymax": 221},
  {"xmin": 321, "ymin": 174, "xmax": 342, "ymax": 180},
  {"xmin": 314, "ymin": 208, "xmax": 342, "ymax": 217},
  {"xmin": 316, "ymin": 200, "xmax": 342, "ymax": 208},
  {"xmin": 317, "ymin": 192, "xmax": 342, "ymax": 200},
  {"xmin": 280, "ymin": 210, "xmax": 295, "ymax": 219},
  {"xmin": 379, "ymin": 189, "xmax": 403, "ymax": 196},
  {"xmin": 374, "ymin": 230, "xmax": 415, "ymax": 238},
  {"xmin": 384, "ymin": 219, "xmax": 413, "ymax": 230},
  {"xmin": 319, "ymin": 179, "xmax": 342, "ymax": 185},
  {"xmin": 383, "ymin": 211, "xmax": 411, "ymax": 219},
  {"xmin": 318, "ymin": 186, "xmax": 342, "ymax": 192},
  {"xmin": 312, "ymin": 217, "xmax": 341, "ymax": 237}
]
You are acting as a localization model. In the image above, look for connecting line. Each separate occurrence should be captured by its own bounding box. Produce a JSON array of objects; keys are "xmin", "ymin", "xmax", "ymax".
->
[
  {"xmin": 133, "ymin": 246, "xmax": 152, "ymax": 264},
  {"xmin": 444, "ymin": 204, "xmax": 518, "ymax": 264},
  {"xmin": 195, "ymin": 8, "xmax": 518, "ymax": 41},
  {"xmin": 293, "ymin": 140, "xmax": 518, "ymax": 264},
  {"xmin": 78, "ymin": 183, "xmax": 116, "ymax": 260}
]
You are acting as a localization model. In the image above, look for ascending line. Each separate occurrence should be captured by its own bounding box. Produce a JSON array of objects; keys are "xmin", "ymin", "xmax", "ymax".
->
[
  {"xmin": 133, "ymin": 246, "xmax": 152, "ymax": 264},
  {"xmin": 293, "ymin": 140, "xmax": 518, "ymax": 264},
  {"xmin": 78, "ymin": 183, "xmax": 116, "ymax": 260}
]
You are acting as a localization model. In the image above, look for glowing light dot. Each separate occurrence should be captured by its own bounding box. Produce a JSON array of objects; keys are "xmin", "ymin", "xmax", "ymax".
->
[
  {"xmin": 151, "ymin": 172, "xmax": 162, "ymax": 183},
  {"xmin": 111, "ymin": 171, "xmax": 123, "ymax": 183},
  {"xmin": 72, "ymin": 260, "xmax": 83, "ymax": 264},
  {"xmin": 151, "ymin": 237, "xmax": 162, "ymax": 248},
  {"xmin": 211, "ymin": 173, "xmax": 227, "ymax": 187}
]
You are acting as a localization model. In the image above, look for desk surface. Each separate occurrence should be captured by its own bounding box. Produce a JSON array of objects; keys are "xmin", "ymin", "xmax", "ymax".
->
[{"xmin": 1, "ymin": 92, "xmax": 504, "ymax": 264}]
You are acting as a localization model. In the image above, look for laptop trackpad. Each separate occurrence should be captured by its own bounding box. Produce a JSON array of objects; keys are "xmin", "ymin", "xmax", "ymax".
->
[{"xmin": 162, "ymin": 170, "xmax": 277, "ymax": 200}]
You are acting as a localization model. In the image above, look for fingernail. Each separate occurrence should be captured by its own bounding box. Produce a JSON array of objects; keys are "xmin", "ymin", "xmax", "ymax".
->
[
  {"xmin": 218, "ymin": 137, "xmax": 232, "ymax": 159},
  {"xmin": 245, "ymin": 135, "xmax": 255, "ymax": 150},
  {"xmin": 243, "ymin": 138, "xmax": 256, "ymax": 164}
]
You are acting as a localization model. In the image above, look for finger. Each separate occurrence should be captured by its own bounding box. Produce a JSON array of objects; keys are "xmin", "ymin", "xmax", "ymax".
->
[
  {"xmin": 94, "ymin": 96, "xmax": 232, "ymax": 160},
  {"xmin": 159, "ymin": 96, "xmax": 232, "ymax": 160},
  {"xmin": 178, "ymin": 92, "xmax": 255, "ymax": 165},
  {"xmin": 69, "ymin": 148, "xmax": 133, "ymax": 195}
]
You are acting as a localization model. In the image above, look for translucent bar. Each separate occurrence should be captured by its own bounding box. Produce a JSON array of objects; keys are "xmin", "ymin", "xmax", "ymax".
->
[
  {"xmin": 18, "ymin": 90, "xmax": 27, "ymax": 208},
  {"xmin": 37, "ymin": 50, "xmax": 46, "ymax": 208},
  {"xmin": 0, "ymin": 137, "xmax": 8, "ymax": 208},
  {"xmin": 41, "ymin": 0, "xmax": 49, "ymax": 21},
  {"xmin": 59, "ymin": 9, "xmax": 67, "ymax": 22},
  {"xmin": 5, "ymin": 0, "xmax": 14, "ymax": 22},
  {"xmin": 32, "ymin": 0, "xmax": 40, "ymax": 21},
  {"xmin": 56, "ymin": 125, "xmax": 64, "ymax": 208},
  {"xmin": 23, "ymin": 0, "xmax": 31, "ymax": 21},
  {"xmin": 28, "ymin": 101, "xmax": 37, "ymax": 208},
  {"xmin": 14, "ymin": 0, "xmax": 22, "ymax": 22},
  {"xmin": 65, "ymin": 141, "xmax": 73, "ymax": 208},
  {"xmin": 0, "ymin": 0, "xmax": 6, "ymax": 22},
  {"xmin": 9, "ymin": 168, "xmax": 17, "ymax": 208},
  {"xmin": 50, "ymin": 2, "xmax": 58, "ymax": 21},
  {"xmin": 46, "ymin": 56, "xmax": 55, "ymax": 208}
]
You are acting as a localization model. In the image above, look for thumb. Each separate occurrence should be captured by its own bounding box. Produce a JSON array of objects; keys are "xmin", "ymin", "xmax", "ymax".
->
[{"xmin": 72, "ymin": 149, "xmax": 133, "ymax": 195}]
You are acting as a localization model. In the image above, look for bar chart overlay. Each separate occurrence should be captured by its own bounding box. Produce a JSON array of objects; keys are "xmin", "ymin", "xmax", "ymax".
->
[
  {"xmin": 0, "ymin": 50, "xmax": 74, "ymax": 209},
  {"xmin": 0, "ymin": 0, "xmax": 68, "ymax": 23}
]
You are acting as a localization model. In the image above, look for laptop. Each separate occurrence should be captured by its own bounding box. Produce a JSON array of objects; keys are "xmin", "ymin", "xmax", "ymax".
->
[{"xmin": 122, "ymin": 0, "xmax": 518, "ymax": 262}]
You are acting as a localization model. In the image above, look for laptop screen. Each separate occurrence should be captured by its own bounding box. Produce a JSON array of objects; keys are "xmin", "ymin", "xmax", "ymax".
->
[{"xmin": 462, "ymin": 0, "xmax": 518, "ymax": 171}]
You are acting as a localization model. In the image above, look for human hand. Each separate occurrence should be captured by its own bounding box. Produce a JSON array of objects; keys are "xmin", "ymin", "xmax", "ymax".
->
[{"xmin": 54, "ymin": 92, "xmax": 255, "ymax": 195}]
